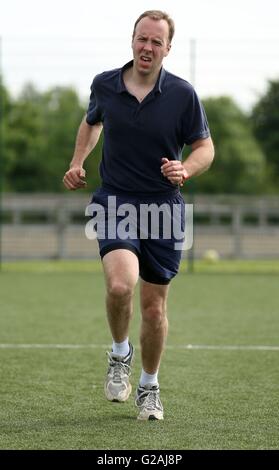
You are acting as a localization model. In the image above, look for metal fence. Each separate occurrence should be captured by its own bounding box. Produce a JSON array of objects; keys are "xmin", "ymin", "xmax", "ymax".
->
[{"xmin": 1, "ymin": 193, "xmax": 279, "ymax": 260}]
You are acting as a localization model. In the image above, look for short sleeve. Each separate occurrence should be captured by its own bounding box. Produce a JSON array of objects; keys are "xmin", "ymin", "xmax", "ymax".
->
[
  {"xmin": 86, "ymin": 77, "xmax": 103, "ymax": 125},
  {"xmin": 182, "ymin": 88, "xmax": 210, "ymax": 145}
]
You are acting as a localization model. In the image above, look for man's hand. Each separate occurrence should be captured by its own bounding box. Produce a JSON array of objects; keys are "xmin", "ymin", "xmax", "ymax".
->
[
  {"xmin": 160, "ymin": 158, "xmax": 189, "ymax": 186},
  {"xmin": 63, "ymin": 166, "xmax": 87, "ymax": 190}
]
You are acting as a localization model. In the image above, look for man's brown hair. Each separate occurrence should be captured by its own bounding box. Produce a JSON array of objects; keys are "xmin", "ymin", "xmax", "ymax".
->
[{"xmin": 132, "ymin": 10, "xmax": 175, "ymax": 43}]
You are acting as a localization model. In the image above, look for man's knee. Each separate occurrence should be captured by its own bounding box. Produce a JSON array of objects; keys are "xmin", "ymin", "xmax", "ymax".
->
[
  {"xmin": 107, "ymin": 281, "xmax": 134, "ymax": 300},
  {"xmin": 142, "ymin": 303, "xmax": 166, "ymax": 327}
]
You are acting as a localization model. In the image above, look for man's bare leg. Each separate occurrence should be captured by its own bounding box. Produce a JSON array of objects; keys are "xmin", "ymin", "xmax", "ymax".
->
[
  {"xmin": 139, "ymin": 280, "xmax": 169, "ymax": 375},
  {"xmin": 135, "ymin": 280, "xmax": 169, "ymax": 420},
  {"xmin": 102, "ymin": 249, "xmax": 139, "ymax": 341},
  {"xmin": 102, "ymin": 249, "xmax": 139, "ymax": 402}
]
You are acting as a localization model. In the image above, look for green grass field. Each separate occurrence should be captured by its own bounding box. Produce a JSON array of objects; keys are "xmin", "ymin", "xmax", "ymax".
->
[{"xmin": 0, "ymin": 260, "xmax": 278, "ymax": 450}]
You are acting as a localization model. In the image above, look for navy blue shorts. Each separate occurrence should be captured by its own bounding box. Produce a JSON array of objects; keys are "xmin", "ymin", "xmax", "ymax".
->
[{"xmin": 89, "ymin": 186, "xmax": 185, "ymax": 285}]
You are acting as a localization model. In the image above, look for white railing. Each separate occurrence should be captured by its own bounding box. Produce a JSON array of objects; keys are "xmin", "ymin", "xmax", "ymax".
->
[{"xmin": 1, "ymin": 193, "xmax": 279, "ymax": 260}]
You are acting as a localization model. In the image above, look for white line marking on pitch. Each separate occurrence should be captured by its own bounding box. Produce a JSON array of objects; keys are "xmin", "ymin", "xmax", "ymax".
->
[{"xmin": 0, "ymin": 344, "xmax": 279, "ymax": 351}]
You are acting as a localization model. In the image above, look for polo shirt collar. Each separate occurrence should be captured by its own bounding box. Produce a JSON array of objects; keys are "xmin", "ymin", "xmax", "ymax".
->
[{"xmin": 117, "ymin": 60, "xmax": 166, "ymax": 94}]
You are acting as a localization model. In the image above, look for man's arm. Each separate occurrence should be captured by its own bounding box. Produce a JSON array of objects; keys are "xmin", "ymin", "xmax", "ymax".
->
[
  {"xmin": 183, "ymin": 137, "xmax": 215, "ymax": 178},
  {"xmin": 161, "ymin": 137, "xmax": 214, "ymax": 186},
  {"xmin": 63, "ymin": 116, "xmax": 103, "ymax": 190}
]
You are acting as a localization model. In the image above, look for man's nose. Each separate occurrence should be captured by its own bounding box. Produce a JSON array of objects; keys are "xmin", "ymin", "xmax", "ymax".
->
[{"xmin": 143, "ymin": 40, "xmax": 153, "ymax": 51}]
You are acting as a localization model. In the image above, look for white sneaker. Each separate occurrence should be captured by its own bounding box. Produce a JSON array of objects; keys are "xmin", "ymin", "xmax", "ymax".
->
[
  {"xmin": 104, "ymin": 343, "xmax": 134, "ymax": 402},
  {"xmin": 135, "ymin": 383, "xmax": 164, "ymax": 420}
]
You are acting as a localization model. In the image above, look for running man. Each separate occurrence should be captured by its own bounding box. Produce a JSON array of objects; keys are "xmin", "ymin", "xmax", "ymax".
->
[{"xmin": 63, "ymin": 10, "xmax": 214, "ymax": 420}]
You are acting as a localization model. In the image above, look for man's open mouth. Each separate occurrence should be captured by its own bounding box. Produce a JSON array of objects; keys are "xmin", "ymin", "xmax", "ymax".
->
[{"xmin": 140, "ymin": 56, "xmax": 152, "ymax": 62}]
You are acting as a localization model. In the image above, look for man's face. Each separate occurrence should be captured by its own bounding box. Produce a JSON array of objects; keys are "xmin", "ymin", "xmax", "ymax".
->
[{"xmin": 132, "ymin": 17, "xmax": 171, "ymax": 76}]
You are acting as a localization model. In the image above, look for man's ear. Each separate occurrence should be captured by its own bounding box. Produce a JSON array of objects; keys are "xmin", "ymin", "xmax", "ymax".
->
[{"xmin": 165, "ymin": 43, "xmax": 172, "ymax": 56}]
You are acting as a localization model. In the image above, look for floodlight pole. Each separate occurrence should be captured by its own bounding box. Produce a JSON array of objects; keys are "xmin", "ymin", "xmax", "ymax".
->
[
  {"xmin": 190, "ymin": 38, "xmax": 196, "ymax": 88},
  {"xmin": 187, "ymin": 38, "xmax": 197, "ymax": 274}
]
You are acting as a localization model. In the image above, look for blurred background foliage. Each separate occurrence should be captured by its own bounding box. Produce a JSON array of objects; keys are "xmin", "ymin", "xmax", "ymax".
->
[{"xmin": 0, "ymin": 78, "xmax": 278, "ymax": 194}]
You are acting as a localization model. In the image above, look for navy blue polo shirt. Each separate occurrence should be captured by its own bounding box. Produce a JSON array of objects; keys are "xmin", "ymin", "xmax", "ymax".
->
[{"xmin": 86, "ymin": 60, "xmax": 210, "ymax": 194}]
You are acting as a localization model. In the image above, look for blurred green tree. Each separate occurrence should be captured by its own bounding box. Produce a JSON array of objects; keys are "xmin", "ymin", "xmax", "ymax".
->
[
  {"xmin": 186, "ymin": 96, "xmax": 266, "ymax": 194},
  {"xmin": 251, "ymin": 80, "xmax": 279, "ymax": 191},
  {"xmin": 40, "ymin": 86, "xmax": 86, "ymax": 191},
  {"xmin": 3, "ymin": 83, "xmax": 103, "ymax": 192},
  {"xmin": 4, "ymin": 83, "xmax": 45, "ymax": 191},
  {"xmin": 3, "ymin": 85, "xmax": 272, "ymax": 194},
  {"xmin": 0, "ymin": 81, "xmax": 14, "ymax": 184}
]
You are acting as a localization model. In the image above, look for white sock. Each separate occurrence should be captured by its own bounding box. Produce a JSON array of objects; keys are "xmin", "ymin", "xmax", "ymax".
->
[
  {"xmin": 139, "ymin": 369, "xmax": 159, "ymax": 387},
  {"xmin": 112, "ymin": 338, "xmax": 129, "ymax": 357}
]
